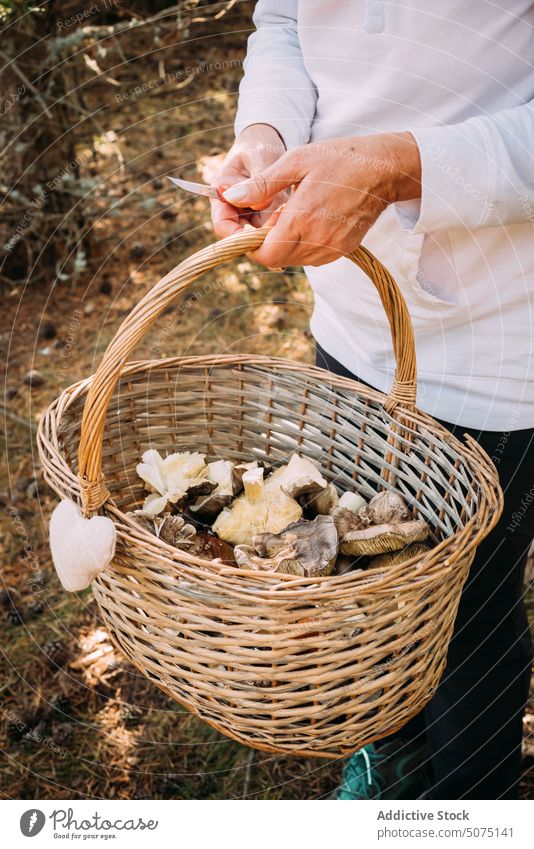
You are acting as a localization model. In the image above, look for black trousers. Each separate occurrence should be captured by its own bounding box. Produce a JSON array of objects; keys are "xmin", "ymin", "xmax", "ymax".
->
[{"xmin": 316, "ymin": 344, "xmax": 533, "ymax": 800}]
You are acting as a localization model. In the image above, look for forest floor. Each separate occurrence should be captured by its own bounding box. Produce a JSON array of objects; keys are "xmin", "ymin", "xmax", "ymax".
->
[{"xmin": 1, "ymin": 6, "xmax": 533, "ymax": 799}]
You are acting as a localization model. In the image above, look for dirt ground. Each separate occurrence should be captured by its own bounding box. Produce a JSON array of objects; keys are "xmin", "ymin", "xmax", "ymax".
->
[{"xmin": 1, "ymin": 5, "xmax": 532, "ymax": 800}]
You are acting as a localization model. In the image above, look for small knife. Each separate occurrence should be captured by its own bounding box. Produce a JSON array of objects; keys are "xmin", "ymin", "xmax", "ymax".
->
[{"xmin": 168, "ymin": 176, "xmax": 224, "ymax": 201}]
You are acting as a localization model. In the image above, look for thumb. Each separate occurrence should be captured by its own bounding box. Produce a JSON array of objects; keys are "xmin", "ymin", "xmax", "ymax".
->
[{"xmin": 221, "ymin": 150, "xmax": 302, "ymax": 210}]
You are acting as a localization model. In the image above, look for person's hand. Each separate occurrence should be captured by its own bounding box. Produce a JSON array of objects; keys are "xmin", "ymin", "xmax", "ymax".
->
[
  {"xmin": 220, "ymin": 133, "xmax": 422, "ymax": 267},
  {"xmin": 210, "ymin": 123, "xmax": 287, "ymax": 238}
]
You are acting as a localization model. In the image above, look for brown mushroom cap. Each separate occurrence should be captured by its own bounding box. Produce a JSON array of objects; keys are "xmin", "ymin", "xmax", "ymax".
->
[
  {"xmin": 330, "ymin": 506, "xmax": 367, "ymax": 538},
  {"xmin": 340, "ymin": 518, "xmax": 429, "ymax": 556},
  {"xmin": 126, "ymin": 511, "xmax": 199, "ymax": 550},
  {"xmin": 190, "ymin": 459, "xmax": 237, "ymax": 518},
  {"xmin": 360, "ymin": 491, "xmax": 410, "ymax": 524},
  {"xmin": 128, "ymin": 511, "xmax": 236, "ymax": 564},
  {"xmin": 188, "ymin": 532, "xmax": 236, "ymax": 565},
  {"xmin": 369, "ymin": 542, "xmax": 431, "ymax": 569},
  {"xmin": 158, "ymin": 514, "xmax": 198, "ymax": 547}
]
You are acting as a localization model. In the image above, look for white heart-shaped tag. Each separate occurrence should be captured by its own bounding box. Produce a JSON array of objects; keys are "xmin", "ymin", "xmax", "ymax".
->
[{"xmin": 49, "ymin": 499, "xmax": 116, "ymax": 592}]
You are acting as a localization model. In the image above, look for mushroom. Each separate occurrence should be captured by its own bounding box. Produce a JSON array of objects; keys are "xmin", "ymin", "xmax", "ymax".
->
[
  {"xmin": 302, "ymin": 482, "xmax": 339, "ymax": 517},
  {"xmin": 126, "ymin": 511, "xmax": 197, "ymax": 548},
  {"xmin": 337, "ymin": 490, "xmax": 367, "ymax": 514},
  {"xmin": 340, "ymin": 518, "xmax": 429, "ymax": 556},
  {"xmin": 330, "ymin": 506, "xmax": 366, "ymax": 539},
  {"xmin": 190, "ymin": 459, "xmax": 237, "ymax": 519},
  {"xmin": 333, "ymin": 490, "xmax": 429, "ymax": 556},
  {"xmin": 157, "ymin": 516, "xmax": 236, "ymax": 563},
  {"xmin": 234, "ymin": 545, "xmax": 290, "ymax": 573},
  {"xmin": 187, "ymin": 532, "xmax": 236, "ymax": 565},
  {"xmin": 212, "ymin": 466, "xmax": 302, "ymax": 547},
  {"xmin": 125, "ymin": 510, "xmax": 154, "ymax": 535},
  {"xmin": 268, "ymin": 454, "xmax": 328, "ymax": 499},
  {"xmin": 136, "ymin": 449, "xmax": 214, "ymax": 517},
  {"xmin": 158, "ymin": 514, "xmax": 198, "ymax": 548},
  {"xmin": 359, "ymin": 491, "xmax": 410, "ymax": 525},
  {"xmin": 234, "ymin": 515, "xmax": 338, "ymax": 577},
  {"xmin": 329, "ymin": 491, "xmax": 368, "ymax": 536},
  {"xmin": 126, "ymin": 510, "xmax": 235, "ymax": 564},
  {"xmin": 369, "ymin": 542, "xmax": 430, "ymax": 569},
  {"xmin": 232, "ymin": 460, "xmax": 271, "ymax": 488}
]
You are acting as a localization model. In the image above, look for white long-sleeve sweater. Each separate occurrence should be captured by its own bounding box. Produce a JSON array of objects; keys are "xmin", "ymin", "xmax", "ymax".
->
[{"xmin": 234, "ymin": 0, "xmax": 534, "ymax": 430}]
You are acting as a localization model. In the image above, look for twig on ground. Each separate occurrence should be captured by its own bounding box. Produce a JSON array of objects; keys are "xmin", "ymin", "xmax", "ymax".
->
[
  {"xmin": 1, "ymin": 405, "xmax": 38, "ymax": 433},
  {"xmin": 241, "ymin": 748, "xmax": 255, "ymax": 798}
]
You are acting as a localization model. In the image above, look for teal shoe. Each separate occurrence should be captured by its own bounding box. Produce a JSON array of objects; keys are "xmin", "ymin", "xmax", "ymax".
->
[{"xmin": 337, "ymin": 739, "xmax": 427, "ymax": 800}]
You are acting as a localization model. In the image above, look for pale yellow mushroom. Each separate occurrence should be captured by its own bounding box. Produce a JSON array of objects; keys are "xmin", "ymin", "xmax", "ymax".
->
[
  {"xmin": 212, "ymin": 467, "xmax": 302, "ymax": 547},
  {"xmin": 232, "ymin": 460, "xmax": 263, "ymax": 489},
  {"xmin": 136, "ymin": 449, "xmax": 212, "ymax": 517}
]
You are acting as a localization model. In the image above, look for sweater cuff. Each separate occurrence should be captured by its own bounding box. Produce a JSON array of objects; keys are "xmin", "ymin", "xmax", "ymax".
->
[
  {"xmin": 404, "ymin": 121, "xmax": 497, "ymax": 233},
  {"xmin": 235, "ymin": 100, "xmax": 311, "ymax": 151}
]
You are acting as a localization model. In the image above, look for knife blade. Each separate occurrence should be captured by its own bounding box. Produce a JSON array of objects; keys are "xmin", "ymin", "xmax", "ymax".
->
[{"xmin": 168, "ymin": 176, "xmax": 221, "ymax": 200}]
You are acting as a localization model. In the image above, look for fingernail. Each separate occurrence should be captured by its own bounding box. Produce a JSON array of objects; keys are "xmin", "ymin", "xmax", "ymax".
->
[{"xmin": 222, "ymin": 184, "xmax": 248, "ymax": 203}]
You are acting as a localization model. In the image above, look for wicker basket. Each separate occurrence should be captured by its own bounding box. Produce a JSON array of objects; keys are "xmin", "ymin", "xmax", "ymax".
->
[{"xmin": 38, "ymin": 228, "xmax": 502, "ymax": 758}]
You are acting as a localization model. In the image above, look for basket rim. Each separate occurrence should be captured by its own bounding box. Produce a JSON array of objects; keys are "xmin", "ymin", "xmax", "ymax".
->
[{"xmin": 38, "ymin": 353, "xmax": 503, "ymax": 592}]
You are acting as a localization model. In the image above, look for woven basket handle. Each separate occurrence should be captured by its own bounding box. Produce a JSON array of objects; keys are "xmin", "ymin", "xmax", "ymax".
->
[{"xmin": 77, "ymin": 227, "xmax": 416, "ymax": 514}]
